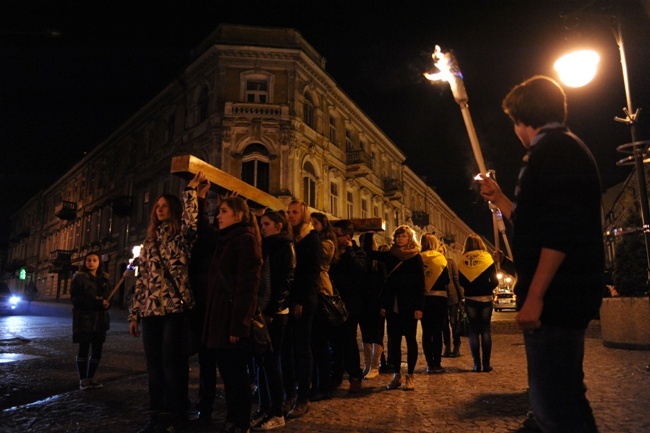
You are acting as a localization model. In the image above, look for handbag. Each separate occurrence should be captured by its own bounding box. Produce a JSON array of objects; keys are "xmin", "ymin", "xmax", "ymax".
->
[
  {"xmin": 456, "ymin": 302, "xmax": 470, "ymax": 338},
  {"xmin": 318, "ymin": 290, "xmax": 349, "ymax": 327},
  {"xmin": 153, "ymin": 240, "xmax": 199, "ymax": 357},
  {"xmin": 217, "ymin": 270, "xmax": 272, "ymax": 356}
]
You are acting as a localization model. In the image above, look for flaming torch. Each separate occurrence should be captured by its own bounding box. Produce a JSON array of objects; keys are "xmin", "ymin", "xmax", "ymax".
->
[
  {"xmin": 424, "ymin": 45, "xmax": 512, "ymax": 258},
  {"xmin": 107, "ymin": 244, "xmax": 142, "ymax": 302}
]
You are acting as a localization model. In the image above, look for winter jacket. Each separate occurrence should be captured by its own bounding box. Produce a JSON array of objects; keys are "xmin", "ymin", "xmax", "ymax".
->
[
  {"xmin": 291, "ymin": 225, "xmax": 322, "ymax": 306},
  {"xmin": 71, "ymin": 270, "xmax": 110, "ymax": 342},
  {"xmin": 445, "ymin": 258, "xmax": 464, "ymax": 305},
  {"xmin": 458, "ymin": 250, "xmax": 498, "ymax": 298},
  {"xmin": 260, "ymin": 233, "xmax": 295, "ymax": 315},
  {"xmin": 203, "ymin": 222, "xmax": 262, "ymax": 348},
  {"xmin": 128, "ymin": 189, "xmax": 197, "ymax": 322},
  {"xmin": 315, "ymin": 239, "xmax": 335, "ymax": 296},
  {"xmin": 329, "ymin": 243, "xmax": 369, "ymax": 314}
]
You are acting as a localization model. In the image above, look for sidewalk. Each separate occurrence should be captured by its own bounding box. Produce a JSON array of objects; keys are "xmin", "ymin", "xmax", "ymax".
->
[{"xmin": 1, "ymin": 319, "xmax": 648, "ymax": 433}]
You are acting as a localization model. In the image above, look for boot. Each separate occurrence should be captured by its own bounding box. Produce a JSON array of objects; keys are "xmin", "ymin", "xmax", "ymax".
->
[
  {"xmin": 364, "ymin": 343, "xmax": 382, "ymax": 379},
  {"xmin": 442, "ymin": 345, "xmax": 452, "ymax": 357},
  {"xmin": 403, "ymin": 373, "xmax": 415, "ymax": 391},
  {"xmin": 451, "ymin": 344, "xmax": 460, "ymax": 358},
  {"xmin": 386, "ymin": 373, "xmax": 402, "ymax": 390},
  {"xmin": 362, "ymin": 343, "xmax": 373, "ymax": 377}
]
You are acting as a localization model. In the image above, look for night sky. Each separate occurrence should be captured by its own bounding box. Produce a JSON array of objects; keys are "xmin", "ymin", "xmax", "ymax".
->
[{"xmin": 2, "ymin": 0, "xmax": 650, "ymax": 245}]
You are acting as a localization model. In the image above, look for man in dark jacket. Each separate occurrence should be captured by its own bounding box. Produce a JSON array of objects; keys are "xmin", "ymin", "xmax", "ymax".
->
[
  {"xmin": 328, "ymin": 220, "xmax": 366, "ymax": 393},
  {"xmin": 479, "ymin": 75, "xmax": 603, "ymax": 433}
]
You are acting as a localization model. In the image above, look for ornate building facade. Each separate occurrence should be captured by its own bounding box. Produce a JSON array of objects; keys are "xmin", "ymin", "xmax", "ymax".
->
[{"xmin": 5, "ymin": 24, "xmax": 478, "ymax": 303}]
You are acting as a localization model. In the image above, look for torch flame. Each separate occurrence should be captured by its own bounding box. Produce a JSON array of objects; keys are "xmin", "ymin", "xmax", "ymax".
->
[{"xmin": 424, "ymin": 45, "xmax": 468, "ymax": 106}]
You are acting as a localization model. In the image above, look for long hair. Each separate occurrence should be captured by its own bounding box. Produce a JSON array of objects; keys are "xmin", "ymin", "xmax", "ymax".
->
[
  {"xmin": 420, "ymin": 233, "xmax": 441, "ymax": 253},
  {"xmin": 288, "ymin": 199, "xmax": 311, "ymax": 239},
  {"xmin": 311, "ymin": 212, "xmax": 340, "ymax": 262},
  {"xmin": 147, "ymin": 194, "xmax": 183, "ymax": 240},
  {"xmin": 220, "ymin": 196, "xmax": 262, "ymax": 247},
  {"xmin": 261, "ymin": 210, "xmax": 291, "ymax": 236},
  {"xmin": 462, "ymin": 233, "xmax": 487, "ymax": 254},
  {"xmin": 391, "ymin": 225, "xmax": 420, "ymax": 250},
  {"xmin": 79, "ymin": 252, "xmax": 102, "ymax": 274}
]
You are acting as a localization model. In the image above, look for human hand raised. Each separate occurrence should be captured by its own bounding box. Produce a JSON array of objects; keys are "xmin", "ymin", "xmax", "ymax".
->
[{"xmin": 188, "ymin": 171, "xmax": 206, "ymax": 189}]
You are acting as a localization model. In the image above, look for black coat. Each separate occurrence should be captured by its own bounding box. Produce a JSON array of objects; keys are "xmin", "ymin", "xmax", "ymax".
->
[
  {"xmin": 260, "ymin": 233, "xmax": 295, "ymax": 315},
  {"xmin": 71, "ymin": 270, "xmax": 110, "ymax": 343}
]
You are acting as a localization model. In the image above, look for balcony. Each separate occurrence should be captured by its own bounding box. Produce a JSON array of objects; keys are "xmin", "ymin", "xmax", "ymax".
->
[
  {"xmin": 49, "ymin": 249, "xmax": 75, "ymax": 273},
  {"xmin": 54, "ymin": 201, "xmax": 77, "ymax": 220},
  {"xmin": 411, "ymin": 211, "xmax": 430, "ymax": 228},
  {"xmin": 383, "ymin": 178, "xmax": 404, "ymax": 202},
  {"xmin": 224, "ymin": 102, "xmax": 289, "ymax": 120},
  {"xmin": 441, "ymin": 233, "xmax": 456, "ymax": 245},
  {"xmin": 345, "ymin": 150, "xmax": 373, "ymax": 178}
]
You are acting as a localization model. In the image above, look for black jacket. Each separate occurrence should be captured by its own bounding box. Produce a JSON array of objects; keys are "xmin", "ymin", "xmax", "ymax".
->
[
  {"xmin": 329, "ymin": 243, "xmax": 368, "ymax": 313},
  {"xmin": 71, "ymin": 270, "xmax": 110, "ymax": 342},
  {"xmin": 260, "ymin": 233, "xmax": 295, "ymax": 315}
]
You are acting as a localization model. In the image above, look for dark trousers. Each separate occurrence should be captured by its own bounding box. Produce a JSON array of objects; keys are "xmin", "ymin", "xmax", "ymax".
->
[
  {"xmin": 216, "ymin": 343, "xmax": 253, "ymax": 429},
  {"xmin": 311, "ymin": 315, "xmax": 332, "ymax": 392},
  {"xmin": 465, "ymin": 299, "xmax": 493, "ymax": 367},
  {"xmin": 421, "ymin": 295, "xmax": 447, "ymax": 368},
  {"xmin": 330, "ymin": 310, "xmax": 363, "ymax": 381},
  {"xmin": 386, "ymin": 311, "xmax": 418, "ymax": 374},
  {"xmin": 282, "ymin": 297, "xmax": 316, "ymax": 403},
  {"xmin": 196, "ymin": 344, "xmax": 218, "ymax": 416},
  {"xmin": 445, "ymin": 303, "xmax": 460, "ymax": 347},
  {"xmin": 257, "ymin": 313, "xmax": 288, "ymax": 417},
  {"xmin": 525, "ymin": 325, "xmax": 598, "ymax": 433},
  {"xmin": 141, "ymin": 313, "xmax": 186, "ymax": 417},
  {"xmin": 359, "ymin": 299, "xmax": 383, "ymax": 345}
]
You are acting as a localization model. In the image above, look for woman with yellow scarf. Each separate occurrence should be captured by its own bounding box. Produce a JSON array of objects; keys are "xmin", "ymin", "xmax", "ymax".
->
[
  {"xmin": 457, "ymin": 234, "xmax": 498, "ymax": 372},
  {"xmin": 419, "ymin": 234, "xmax": 450, "ymax": 374}
]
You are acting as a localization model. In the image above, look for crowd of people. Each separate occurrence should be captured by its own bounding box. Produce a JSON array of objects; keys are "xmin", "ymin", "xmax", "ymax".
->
[{"xmin": 71, "ymin": 74, "xmax": 603, "ymax": 433}]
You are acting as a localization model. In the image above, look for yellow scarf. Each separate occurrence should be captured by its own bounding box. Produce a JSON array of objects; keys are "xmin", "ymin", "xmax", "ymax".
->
[
  {"xmin": 421, "ymin": 250, "xmax": 447, "ymax": 292},
  {"xmin": 458, "ymin": 250, "xmax": 494, "ymax": 283}
]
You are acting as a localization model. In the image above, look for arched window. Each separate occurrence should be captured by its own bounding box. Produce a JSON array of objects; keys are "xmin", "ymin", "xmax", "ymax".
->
[
  {"xmin": 304, "ymin": 93, "xmax": 315, "ymax": 129},
  {"xmin": 241, "ymin": 143, "xmax": 270, "ymax": 193},
  {"xmin": 302, "ymin": 161, "xmax": 317, "ymax": 208}
]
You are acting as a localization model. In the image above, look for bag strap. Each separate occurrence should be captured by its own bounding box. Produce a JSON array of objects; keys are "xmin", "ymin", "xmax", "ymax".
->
[{"xmin": 386, "ymin": 261, "xmax": 404, "ymax": 279}]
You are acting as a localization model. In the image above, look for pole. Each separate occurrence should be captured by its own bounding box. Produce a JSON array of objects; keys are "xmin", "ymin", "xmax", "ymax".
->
[{"xmin": 615, "ymin": 20, "xmax": 650, "ymax": 283}]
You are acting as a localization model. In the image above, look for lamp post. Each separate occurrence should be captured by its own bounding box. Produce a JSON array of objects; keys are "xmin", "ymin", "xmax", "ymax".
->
[{"xmin": 554, "ymin": 16, "xmax": 650, "ymax": 284}]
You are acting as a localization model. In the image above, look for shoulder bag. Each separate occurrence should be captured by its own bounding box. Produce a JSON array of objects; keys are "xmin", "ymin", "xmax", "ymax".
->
[{"xmin": 318, "ymin": 289, "xmax": 349, "ymax": 327}]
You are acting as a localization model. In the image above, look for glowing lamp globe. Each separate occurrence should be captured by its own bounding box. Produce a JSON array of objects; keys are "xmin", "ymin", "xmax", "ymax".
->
[{"xmin": 554, "ymin": 50, "xmax": 600, "ymax": 88}]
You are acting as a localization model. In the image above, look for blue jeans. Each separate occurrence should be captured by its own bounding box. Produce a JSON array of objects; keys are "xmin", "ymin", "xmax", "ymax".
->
[
  {"xmin": 465, "ymin": 299, "xmax": 493, "ymax": 368},
  {"xmin": 525, "ymin": 325, "xmax": 598, "ymax": 433},
  {"xmin": 141, "ymin": 313, "xmax": 186, "ymax": 416}
]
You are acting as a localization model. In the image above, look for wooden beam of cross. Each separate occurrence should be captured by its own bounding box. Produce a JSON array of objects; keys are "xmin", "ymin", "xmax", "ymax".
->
[{"xmin": 170, "ymin": 154, "xmax": 384, "ymax": 231}]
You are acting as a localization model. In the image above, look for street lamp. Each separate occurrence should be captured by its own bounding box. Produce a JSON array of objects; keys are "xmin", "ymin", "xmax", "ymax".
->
[{"xmin": 554, "ymin": 16, "xmax": 650, "ymax": 284}]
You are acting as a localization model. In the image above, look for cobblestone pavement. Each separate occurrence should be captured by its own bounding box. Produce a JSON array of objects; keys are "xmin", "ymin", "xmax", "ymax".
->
[{"xmin": 1, "ymin": 304, "xmax": 649, "ymax": 433}]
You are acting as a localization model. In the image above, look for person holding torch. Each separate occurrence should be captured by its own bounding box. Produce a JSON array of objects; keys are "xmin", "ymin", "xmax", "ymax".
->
[{"xmin": 478, "ymin": 75, "xmax": 603, "ymax": 433}]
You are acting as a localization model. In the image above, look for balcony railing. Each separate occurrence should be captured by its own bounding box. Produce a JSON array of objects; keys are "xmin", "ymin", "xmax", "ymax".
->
[
  {"xmin": 54, "ymin": 201, "xmax": 77, "ymax": 220},
  {"xmin": 383, "ymin": 178, "xmax": 404, "ymax": 200},
  {"xmin": 411, "ymin": 211, "xmax": 430, "ymax": 228},
  {"xmin": 224, "ymin": 102, "xmax": 289, "ymax": 120},
  {"xmin": 49, "ymin": 249, "xmax": 75, "ymax": 266},
  {"xmin": 345, "ymin": 149, "xmax": 373, "ymax": 177}
]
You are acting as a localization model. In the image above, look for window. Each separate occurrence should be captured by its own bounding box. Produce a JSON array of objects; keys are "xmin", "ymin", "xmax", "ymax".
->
[
  {"xmin": 241, "ymin": 143, "xmax": 270, "ymax": 193},
  {"xmin": 303, "ymin": 162, "xmax": 317, "ymax": 208},
  {"xmin": 345, "ymin": 129, "xmax": 353, "ymax": 152},
  {"xmin": 330, "ymin": 183, "xmax": 339, "ymax": 216},
  {"xmin": 347, "ymin": 191, "xmax": 354, "ymax": 218},
  {"xmin": 329, "ymin": 115, "xmax": 337, "ymax": 144},
  {"xmin": 359, "ymin": 139, "xmax": 365, "ymax": 152},
  {"xmin": 361, "ymin": 198, "xmax": 368, "ymax": 219},
  {"xmin": 374, "ymin": 205, "xmax": 380, "ymax": 218},
  {"xmin": 198, "ymin": 87, "xmax": 209, "ymax": 123},
  {"xmin": 246, "ymin": 79, "xmax": 268, "ymax": 103},
  {"xmin": 304, "ymin": 94, "xmax": 315, "ymax": 129}
]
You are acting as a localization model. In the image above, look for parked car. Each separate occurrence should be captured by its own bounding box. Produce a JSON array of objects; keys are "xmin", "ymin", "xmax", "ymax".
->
[
  {"xmin": 0, "ymin": 284, "xmax": 21, "ymax": 314},
  {"xmin": 493, "ymin": 288, "xmax": 517, "ymax": 312}
]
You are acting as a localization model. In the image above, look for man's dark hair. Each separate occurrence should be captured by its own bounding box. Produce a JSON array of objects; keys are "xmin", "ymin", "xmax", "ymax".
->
[
  {"xmin": 332, "ymin": 220, "xmax": 355, "ymax": 236},
  {"xmin": 502, "ymin": 75, "xmax": 567, "ymax": 128}
]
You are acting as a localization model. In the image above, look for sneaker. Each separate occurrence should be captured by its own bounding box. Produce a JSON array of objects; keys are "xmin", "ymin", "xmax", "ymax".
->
[
  {"xmin": 286, "ymin": 401, "xmax": 309, "ymax": 419},
  {"xmin": 386, "ymin": 373, "xmax": 402, "ymax": 390},
  {"xmin": 253, "ymin": 415, "xmax": 285, "ymax": 431},
  {"xmin": 88, "ymin": 378, "xmax": 104, "ymax": 389},
  {"xmin": 79, "ymin": 378, "xmax": 92, "ymax": 390},
  {"xmin": 403, "ymin": 374, "xmax": 415, "ymax": 391},
  {"xmin": 250, "ymin": 410, "xmax": 267, "ymax": 428}
]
